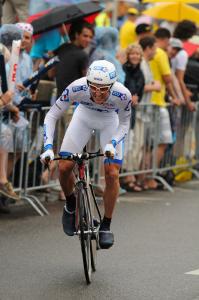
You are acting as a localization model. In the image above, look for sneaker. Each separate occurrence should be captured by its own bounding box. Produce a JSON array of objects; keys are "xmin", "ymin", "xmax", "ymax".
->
[
  {"xmin": 99, "ymin": 230, "xmax": 114, "ymax": 249},
  {"xmin": 62, "ymin": 206, "xmax": 76, "ymax": 236},
  {"xmin": 0, "ymin": 182, "xmax": 20, "ymax": 201}
]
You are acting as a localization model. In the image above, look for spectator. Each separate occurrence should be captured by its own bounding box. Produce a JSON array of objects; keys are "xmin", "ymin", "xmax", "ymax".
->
[
  {"xmin": 0, "ymin": 24, "xmax": 30, "ymax": 181},
  {"xmin": 0, "ymin": 23, "xmax": 22, "ymax": 48},
  {"xmin": 54, "ymin": 21, "xmax": 94, "ymax": 97},
  {"xmin": 0, "ymin": 24, "xmax": 23, "ymax": 107},
  {"xmin": 146, "ymin": 28, "xmax": 179, "ymax": 189},
  {"xmin": 135, "ymin": 36, "xmax": 161, "ymax": 188},
  {"xmin": 154, "ymin": 28, "xmax": 181, "ymax": 106},
  {"xmin": 140, "ymin": 36, "xmax": 161, "ymax": 101},
  {"xmin": 173, "ymin": 20, "xmax": 197, "ymax": 112},
  {"xmin": 95, "ymin": 3, "xmax": 112, "ymax": 27},
  {"xmin": 121, "ymin": 43, "xmax": 145, "ymax": 192},
  {"xmin": 135, "ymin": 23, "xmax": 153, "ymax": 42},
  {"xmin": 13, "ymin": 22, "xmax": 34, "ymax": 105},
  {"xmin": 30, "ymin": 25, "xmax": 70, "ymax": 70},
  {"xmin": 0, "ymin": 91, "xmax": 19, "ymax": 201},
  {"xmin": 168, "ymin": 38, "xmax": 185, "ymax": 103},
  {"xmin": 160, "ymin": 20, "xmax": 176, "ymax": 36},
  {"xmin": 89, "ymin": 26, "xmax": 125, "ymax": 84},
  {"xmin": 123, "ymin": 43, "xmax": 145, "ymax": 126},
  {"xmin": 2, "ymin": 0, "xmax": 28, "ymax": 24},
  {"xmin": 174, "ymin": 20, "xmax": 197, "ymax": 43},
  {"xmin": 0, "ymin": 45, "xmax": 19, "ymax": 202},
  {"xmin": 119, "ymin": 7, "xmax": 138, "ymax": 49}
]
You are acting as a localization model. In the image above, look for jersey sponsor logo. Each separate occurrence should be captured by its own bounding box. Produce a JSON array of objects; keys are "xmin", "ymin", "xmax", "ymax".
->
[
  {"xmin": 112, "ymin": 90, "xmax": 127, "ymax": 101},
  {"xmin": 72, "ymin": 85, "xmax": 88, "ymax": 92},
  {"xmin": 60, "ymin": 88, "xmax": 69, "ymax": 102}
]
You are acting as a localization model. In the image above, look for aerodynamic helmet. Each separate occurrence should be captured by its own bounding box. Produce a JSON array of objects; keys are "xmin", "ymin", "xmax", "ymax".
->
[{"xmin": 86, "ymin": 60, "xmax": 117, "ymax": 85}]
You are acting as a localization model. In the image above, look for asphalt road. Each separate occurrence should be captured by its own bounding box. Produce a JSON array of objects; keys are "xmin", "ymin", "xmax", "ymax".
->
[{"xmin": 1, "ymin": 181, "xmax": 199, "ymax": 300}]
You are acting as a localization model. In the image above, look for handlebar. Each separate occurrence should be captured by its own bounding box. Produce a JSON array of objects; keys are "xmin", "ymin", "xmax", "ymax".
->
[
  {"xmin": 53, "ymin": 150, "xmax": 104, "ymax": 162},
  {"xmin": 43, "ymin": 150, "xmax": 113, "ymax": 166}
]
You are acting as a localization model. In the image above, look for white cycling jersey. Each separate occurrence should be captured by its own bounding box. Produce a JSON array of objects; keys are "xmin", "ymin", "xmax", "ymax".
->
[{"xmin": 44, "ymin": 77, "xmax": 132, "ymax": 164}]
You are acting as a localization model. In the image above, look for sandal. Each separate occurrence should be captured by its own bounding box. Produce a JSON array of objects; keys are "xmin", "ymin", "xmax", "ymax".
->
[
  {"xmin": 145, "ymin": 179, "xmax": 164, "ymax": 190},
  {"xmin": 138, "ymin": 180, "xmax": 149, "ymax": 190},
  {"xmin": 121, "ymin": 181, "xmax": 143, "ymax": 192}
]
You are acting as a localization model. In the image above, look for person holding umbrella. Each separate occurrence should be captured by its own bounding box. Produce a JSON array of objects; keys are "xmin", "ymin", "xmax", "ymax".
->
[{"xmin": 54, "ymin": 20, "xmax": 94, "ymax": 98}]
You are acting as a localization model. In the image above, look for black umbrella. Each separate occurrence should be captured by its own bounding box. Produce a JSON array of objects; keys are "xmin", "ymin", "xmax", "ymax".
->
[{"xmin": 31, "ymin": 1, "xmax": 103, "ymax": 35}]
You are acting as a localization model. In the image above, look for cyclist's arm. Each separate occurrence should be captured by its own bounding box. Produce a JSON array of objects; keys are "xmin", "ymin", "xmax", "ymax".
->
[
  {"xmin": 111, "ymin": 95, "xmax": 131, "ymax": 145},
  {"xmin": 43, "ymin": 88, "xmax": 72, "ymax": 149}
]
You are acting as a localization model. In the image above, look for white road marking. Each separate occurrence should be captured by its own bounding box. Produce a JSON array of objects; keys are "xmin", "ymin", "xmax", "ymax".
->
[
  {"xmin": 185, "ymin": 269, "xmax": 199, "ymax": 275},
  {"xmin": 119, "ymin": 196, "xmax": 163, "ymax": 203},
  {"xmin": 175, "ymin": 187, "xmax": 195, "ymax": 192}
]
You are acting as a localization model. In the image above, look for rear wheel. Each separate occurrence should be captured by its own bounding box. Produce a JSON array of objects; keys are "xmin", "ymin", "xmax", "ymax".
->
[{"xmin": 77, "ymin": 183, "xmax": 92, "ymax": 284}]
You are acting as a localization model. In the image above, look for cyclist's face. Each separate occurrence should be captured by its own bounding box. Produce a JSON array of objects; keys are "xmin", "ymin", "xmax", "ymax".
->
[{"xmin": 89, "ymin": 83, "xmax": 111, "ymax": 104}]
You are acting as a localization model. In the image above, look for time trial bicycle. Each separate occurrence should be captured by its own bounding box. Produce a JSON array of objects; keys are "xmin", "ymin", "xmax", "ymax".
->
[{"xmin": 54, "ymin": 149, "xmax": 104, "ymax": 284}]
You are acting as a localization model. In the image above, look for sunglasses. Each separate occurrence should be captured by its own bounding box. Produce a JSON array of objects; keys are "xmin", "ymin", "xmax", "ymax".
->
[{"xmin": 89, "ymin": 83, "xmax": 111, "ymax": 93}]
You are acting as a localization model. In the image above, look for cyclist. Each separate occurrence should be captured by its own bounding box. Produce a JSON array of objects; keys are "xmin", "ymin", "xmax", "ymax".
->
[{"xmin": 40, "ymin": 60, "xmax": 131, "ymax": 249}]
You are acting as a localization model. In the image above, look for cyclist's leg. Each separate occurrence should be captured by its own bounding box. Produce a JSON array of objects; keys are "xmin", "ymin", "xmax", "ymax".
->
[
  {"xmin": 59, "ymin": 106, "xmax": 93, "ymax": 197},
  {"xmin": 103, "ymin": 163, "xmax": 120, "ymax": 218},
  {"xmin": 100, "ymin": 120, "xmax": 123, "ymax": 219},
  {"xmin": 59, "ymin": 107, "xmax": 93, "ymax": 236},
  {"xmin": 99, "ymin": 123, "xmax": 123, "ymax": 248}
]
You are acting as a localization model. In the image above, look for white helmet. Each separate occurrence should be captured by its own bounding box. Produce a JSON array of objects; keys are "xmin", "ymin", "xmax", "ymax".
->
[{"xmin": 87, "ymin": 60, "xmax": 117, "ymax": 85}]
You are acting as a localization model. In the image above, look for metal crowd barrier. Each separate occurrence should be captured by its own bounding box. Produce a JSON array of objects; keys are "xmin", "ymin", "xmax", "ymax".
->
[
  {"xmin": 21, "ymin": 106, "xmax": 72, "ymax": 216},
  {"xmin": 1, "ymin": 103, "xmax": 199, "ymax": 216},
  {"xmin": 121, "ymin": 103, "xmax": 199, "ymax": 192}
]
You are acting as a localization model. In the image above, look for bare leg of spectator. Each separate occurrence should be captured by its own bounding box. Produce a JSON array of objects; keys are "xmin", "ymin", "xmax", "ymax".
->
[
  {"xmin": 0, "ymin": 148, "xmax": 19, "ymax": 200},
  {"xmin": 0, "ymin": 148, "xmax": 8, "ymax": 184},
  {"xmin": 145, "ymin": 144, "xmax": 167, "ymax": 189},
  {"xmin": 7, "ymin": 153, "xmax": 21, "ymax": 179}
]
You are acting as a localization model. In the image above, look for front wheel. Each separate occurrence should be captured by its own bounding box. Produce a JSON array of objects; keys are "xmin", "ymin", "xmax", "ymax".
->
[{"xmin": 77, "ymin": 183, "xmax": 92, "ymax": 284}]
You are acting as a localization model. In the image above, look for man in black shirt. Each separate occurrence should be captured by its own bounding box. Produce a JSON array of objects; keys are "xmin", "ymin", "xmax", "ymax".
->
[{"xmin": 55, "ymin": 21, "xmax": 94, "ymax": 97}]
